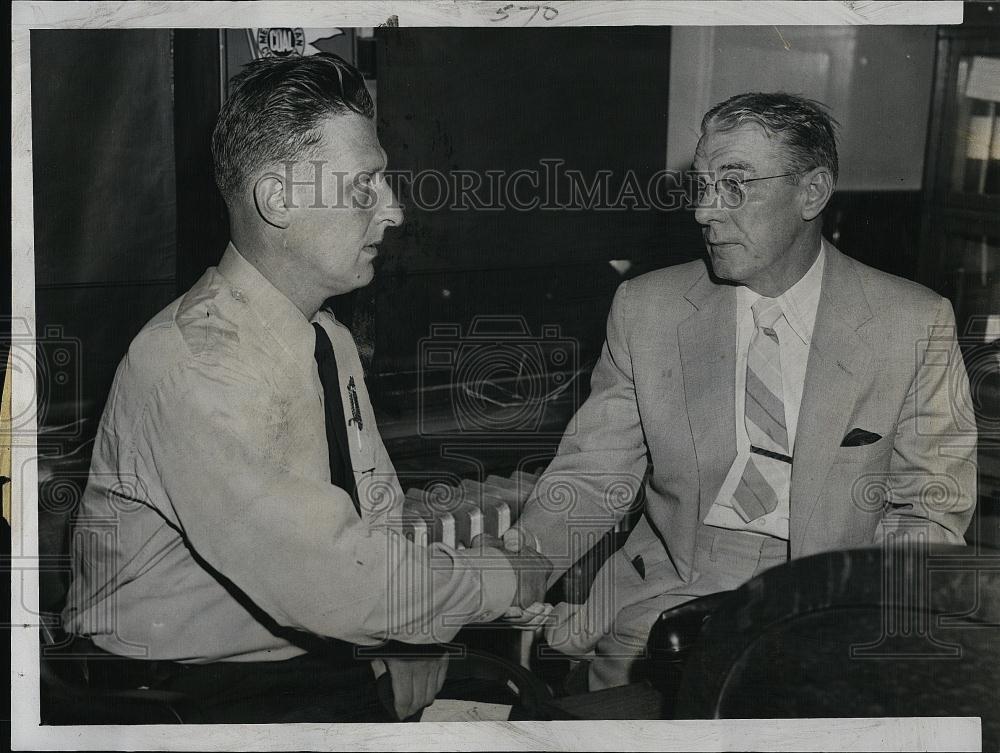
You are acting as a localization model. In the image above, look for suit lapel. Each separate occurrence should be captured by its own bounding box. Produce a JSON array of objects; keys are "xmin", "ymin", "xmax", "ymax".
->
[
  {"xmin": 789, "ymin": 245, "xmax": 874, "ymax": 557},
  {"xmin": 678, "ymin": 268, "xmax": 738, "ymax": 522}
]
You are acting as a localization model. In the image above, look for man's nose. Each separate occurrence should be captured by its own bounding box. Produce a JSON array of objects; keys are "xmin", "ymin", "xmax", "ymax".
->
[
  {"xmin": 693, "ymin": 204, "xmax": 718, "ymax": 226},
  {"xmin": 380, "ymin": 181, "xmax": 404, "ymax": 227},
  {"xmin": 693, "ymin": 188, "xmax": 723, "ymax": 226}
]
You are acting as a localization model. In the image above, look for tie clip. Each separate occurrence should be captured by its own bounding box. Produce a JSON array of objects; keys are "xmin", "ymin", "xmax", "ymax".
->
[
  {"xmin": 751, "ymin": 445, "xmax": 792, "ymax": 464},
  {"xmin": 347, "ymin": 376, "xmax": 363, "ymax": 431}
]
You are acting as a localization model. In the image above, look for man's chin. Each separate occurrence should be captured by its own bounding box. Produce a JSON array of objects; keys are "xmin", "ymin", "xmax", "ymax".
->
[
  {"xmin": 707, "ymin": 252, "xmax": 742, "ymax": 283},
  {"xmin": 355, "ymin": 264, "xmax": 376, "ymax": 288}
]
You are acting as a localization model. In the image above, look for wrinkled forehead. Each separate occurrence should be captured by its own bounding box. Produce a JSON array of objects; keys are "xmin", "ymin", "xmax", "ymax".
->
[{"xmin": 693, "ymin": 122, "xmax": 786, "ymax": 174}]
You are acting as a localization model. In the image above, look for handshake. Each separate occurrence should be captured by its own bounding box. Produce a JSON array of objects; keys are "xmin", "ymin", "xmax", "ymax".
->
[{"xmin": 471, "ymin": 528, "xmax": 556, "ymax": 630}]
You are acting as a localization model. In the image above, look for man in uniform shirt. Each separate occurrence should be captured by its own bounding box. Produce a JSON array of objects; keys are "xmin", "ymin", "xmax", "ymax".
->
[
  {"xmin": 62, "ymin": 53, "xmax": 550, "ymax": 722},
  {"xmin": 504, "ymin": 92, "xmax": 978, "ymax": 690}
]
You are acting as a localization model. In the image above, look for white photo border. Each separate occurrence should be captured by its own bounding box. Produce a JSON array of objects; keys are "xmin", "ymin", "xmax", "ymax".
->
[{"xmin": 10, "ymin": 2, "xmax": 974, "ymax": 751}]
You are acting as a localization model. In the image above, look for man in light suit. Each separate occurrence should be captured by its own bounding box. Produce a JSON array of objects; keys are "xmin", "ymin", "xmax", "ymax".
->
[{"xmin": 505, "ymin": 92, "xmax": 978, "ymax": 690}]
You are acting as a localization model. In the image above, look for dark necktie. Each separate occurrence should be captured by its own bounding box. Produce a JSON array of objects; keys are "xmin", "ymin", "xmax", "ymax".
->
[{"xmin": 312, "ymin": 322, "xmax": 360, "ymax": 516}]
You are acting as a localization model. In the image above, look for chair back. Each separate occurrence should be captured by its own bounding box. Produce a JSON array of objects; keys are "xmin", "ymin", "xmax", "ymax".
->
[{"xmin": 674, "ymin": 545, "xmax": 1000, "ymax": 750}]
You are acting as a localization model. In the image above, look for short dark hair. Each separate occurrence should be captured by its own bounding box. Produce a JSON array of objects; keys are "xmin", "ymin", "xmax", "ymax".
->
[
  {"xmin": 211, "ymin": 53, "xmax": 374, "ymax": 202},
  {"xmin": 701, "ymin": 92, "xmax": 839, "ymax": 183}
]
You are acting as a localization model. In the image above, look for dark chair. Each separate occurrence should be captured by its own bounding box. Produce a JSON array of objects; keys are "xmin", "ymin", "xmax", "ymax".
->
[
  {"xmin": 672, "ymin": 545, "xmax": 1000, "ymax": 750},
  {"xmin": 442, "ymin": 646, "xmax": 554, "ymax": 719},
  {"xmin": 645, "ymin": 589, "xmax": 735, "ymax": 713},
  {"xmin": 40, "ymin": 621, "xmax": 203, "ymax": 724}
]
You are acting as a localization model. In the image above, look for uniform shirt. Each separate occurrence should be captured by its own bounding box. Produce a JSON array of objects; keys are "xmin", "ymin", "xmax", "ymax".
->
[
  {"xmin": 704, "ymin": 241, "xmax": 826, "ymax": 539},
  {"xmin": 62, "ymin": 244, "xmax": 515, "ymax": 662}
]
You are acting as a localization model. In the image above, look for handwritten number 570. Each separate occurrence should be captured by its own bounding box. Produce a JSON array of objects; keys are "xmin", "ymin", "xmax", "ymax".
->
[{"xmin": 491, "ymin": 4, "xmax": 560, "ymax": 23}]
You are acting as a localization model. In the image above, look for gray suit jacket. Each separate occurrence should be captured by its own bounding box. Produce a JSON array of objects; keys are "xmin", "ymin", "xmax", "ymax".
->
[{"xmin": 518, "ymin": 243, "xmax": 978, "ymax": 611}]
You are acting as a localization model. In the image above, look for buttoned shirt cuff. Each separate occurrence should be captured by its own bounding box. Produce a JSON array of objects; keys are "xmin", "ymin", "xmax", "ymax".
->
[{"xmin": 467, "ymin": 545, "xmax": 518, "ymax": 622}]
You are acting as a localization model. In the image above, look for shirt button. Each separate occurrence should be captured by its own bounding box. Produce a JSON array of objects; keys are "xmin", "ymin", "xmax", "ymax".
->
[{"xmin": 231, "ymin": 288, "xmax": 246, "ymax": 302}]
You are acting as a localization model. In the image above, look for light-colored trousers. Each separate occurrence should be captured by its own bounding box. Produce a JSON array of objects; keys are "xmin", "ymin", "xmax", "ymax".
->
[{"xmin": 583, "ymin": 525, "xmax": 788, "ymax": 691}]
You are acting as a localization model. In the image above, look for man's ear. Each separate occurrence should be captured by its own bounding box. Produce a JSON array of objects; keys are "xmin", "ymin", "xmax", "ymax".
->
[
  {"xmin": 253, "ymin": 173, "xmax": 291, "ymax": 229},
  {"xmin": 800, "ymin": 167, "xmax": 834, "ymax": 222}
]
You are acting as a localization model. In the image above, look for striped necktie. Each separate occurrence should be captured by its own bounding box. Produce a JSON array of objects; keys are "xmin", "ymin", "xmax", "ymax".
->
[{"xmin": 732, "ymin": 298, "xmax": 790, "ymax": 522}]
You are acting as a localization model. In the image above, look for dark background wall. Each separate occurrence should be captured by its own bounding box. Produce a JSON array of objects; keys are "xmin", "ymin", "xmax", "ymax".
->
[
  {"xmin": 30, "ymin": 30, "xmax": 179, "ymax": 613},
  {"xmin": 373, "ymin": 28, "xmax": 675, "ymax": 373},
  {"xmin": 370, "ymin": 28, "xmax": 678, "ymax": 472},
  {"xmin": 30, "ymin": 30, "xmax": 178, "ymax": 447}
]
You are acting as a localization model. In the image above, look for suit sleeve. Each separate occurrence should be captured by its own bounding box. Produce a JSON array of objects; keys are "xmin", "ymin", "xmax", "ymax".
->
[
  {"xmin": 132, "ymin": 357, "xmax": 516, "ymax": 646},
  {"xmin": 877, "ymin": 296, "xmax": 977, "ymax": 544},
  {"xmin": 515, "ymin": 280, "xmax": 650, "ymax": 585}
]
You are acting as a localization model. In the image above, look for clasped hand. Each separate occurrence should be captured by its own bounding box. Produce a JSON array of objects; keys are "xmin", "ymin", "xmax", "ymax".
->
[
  {"xmin": 471, "ymin": 529, "xmax": 554, "ymax": 630},
  {"xmin": 380, "ymin": 653, "xmax": 449, "ymax": 721}
]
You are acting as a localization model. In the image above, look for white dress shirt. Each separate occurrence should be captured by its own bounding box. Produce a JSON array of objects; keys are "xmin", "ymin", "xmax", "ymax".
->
[
  {"xmin": 704, "ymin": 241, "xmax": 827, "ymax": 539},
  {"xmin": 63, "ymin": 244, "xmax": 515, "ymax": 662}
]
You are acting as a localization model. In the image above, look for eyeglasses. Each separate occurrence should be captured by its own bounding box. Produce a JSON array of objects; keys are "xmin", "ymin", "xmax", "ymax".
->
[{"xmin": 687, "ymin": 171, "xmax": 800, "ymax": 207}]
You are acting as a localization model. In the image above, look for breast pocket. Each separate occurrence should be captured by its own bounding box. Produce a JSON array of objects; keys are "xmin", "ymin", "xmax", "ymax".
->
[{"xmin": 832, "ymin": 432, "xmax": 894, "ymax": 467}]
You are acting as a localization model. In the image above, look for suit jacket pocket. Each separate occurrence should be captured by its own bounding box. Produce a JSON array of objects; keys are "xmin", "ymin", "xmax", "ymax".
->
[
  {"xmin": 832, "ymin": 432, "xmax": 894, "ymax": 466},
  {"xmin": 621, "ymin": 514, "xmax": 670, "ymax": 573}
]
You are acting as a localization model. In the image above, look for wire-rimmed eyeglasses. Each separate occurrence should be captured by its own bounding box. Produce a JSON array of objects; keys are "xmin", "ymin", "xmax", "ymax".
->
[{"xmin": 686, "ymin": 171, "xmax": 801, "ymax": 207}]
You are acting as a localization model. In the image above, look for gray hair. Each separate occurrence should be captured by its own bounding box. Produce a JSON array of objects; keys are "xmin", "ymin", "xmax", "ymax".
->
[{"xmin": 701, "ymin": 92, "xmax": 839, "ymax": 183}]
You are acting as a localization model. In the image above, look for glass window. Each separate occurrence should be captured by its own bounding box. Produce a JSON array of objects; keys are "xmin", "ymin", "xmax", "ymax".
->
[{"xmin": 951, "ymin": 55, "xmax": 1000, "ymax": 195}]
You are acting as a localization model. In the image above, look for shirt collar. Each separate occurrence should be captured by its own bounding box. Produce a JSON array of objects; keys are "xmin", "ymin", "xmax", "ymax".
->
[
  {"xmin": 216, "ymin": 242, "xmax": 319, "ymax": 366},
  {"xmin": 740, "ymin": 239, "xmax": 827, "ymax": 346}
]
